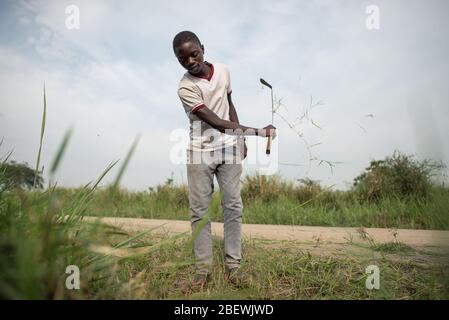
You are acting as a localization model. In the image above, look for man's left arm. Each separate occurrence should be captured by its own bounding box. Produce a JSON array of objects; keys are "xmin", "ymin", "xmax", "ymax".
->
[
  {"xmin": 228, "ymin": 93, "xmax": 240, "ymax": 124},
  {"xmin": 228, "ymin": 93, "xmax": 247, "ymax": 159}
]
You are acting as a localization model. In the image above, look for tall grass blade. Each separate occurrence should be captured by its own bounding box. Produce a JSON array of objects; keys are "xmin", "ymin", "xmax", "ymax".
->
[
  {"xmin": 64, "ymin": 160, "xmax": 119, "ymax": 224},
  {"xmin": 111, "ymin": 134, "xmax": 140, "ymax": 193},
  {"xmin": 88, "ymin": 232, "xmax": 188, "ymax": 260},
  {"xmin": 33, "ymin": 83, "xmax": 47, "ymax": 188},
  {"xmin": 1, "ymin": 150, "xmax": 13, "ymax": 164},
  {"xmin": 0, "ymin": 138, "xmax": 13, "ymax": 163},
  {"xmin": 49, "ymin": 127, "xmax": 73, "ymax": 176},
  {"xmin": 113, "ymin": 224, "xmax": 167, "ymax": 248}
]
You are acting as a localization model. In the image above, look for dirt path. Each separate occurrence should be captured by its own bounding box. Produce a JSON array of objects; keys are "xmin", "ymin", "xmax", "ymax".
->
[{"xmin": 85, "ymin": 216, "xmax": 449, "ymax": 250}]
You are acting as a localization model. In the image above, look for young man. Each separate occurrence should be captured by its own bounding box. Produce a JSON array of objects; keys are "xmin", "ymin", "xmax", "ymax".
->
[{"xmin": 173, "ymin": 31, "xmax": 276, "ymax": 290}]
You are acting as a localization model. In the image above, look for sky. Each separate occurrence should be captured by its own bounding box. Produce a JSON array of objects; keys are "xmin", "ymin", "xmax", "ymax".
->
[{"xmin": 0, "ymin": 0, "xmax": 448, "ymax": 191}]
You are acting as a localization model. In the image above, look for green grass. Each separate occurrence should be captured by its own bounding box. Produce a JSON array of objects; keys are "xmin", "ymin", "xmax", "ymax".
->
[
  {"xmin": 4, "ymin": 175, "xmax": 447, "ymax": 299},
  {"xmin": 90, "ymin": 233, "xmax": 449, "ymax": 300},
  {"xmin": 2, "ymin": 190, "xmax": 447, "ymax": 300},
  {"xmin": 0, "ymin": 88, "xmax": 162, "ymax": 299},
  {"xmin": 37, "ymin": 180, "xmax": 449, "ymax": 230},
  {"xmin": 0, "ymin": 156, "xmax": 186, "ymax": 299},
  {"xmin": 373, "ymin": 242, "xmax": 414, "ymax": 254}
]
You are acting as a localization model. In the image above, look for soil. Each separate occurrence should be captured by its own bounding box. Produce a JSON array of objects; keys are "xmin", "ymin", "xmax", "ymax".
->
[{"xmin": 84, "ymin": 216, "xmax": 449, "ymax": 256}]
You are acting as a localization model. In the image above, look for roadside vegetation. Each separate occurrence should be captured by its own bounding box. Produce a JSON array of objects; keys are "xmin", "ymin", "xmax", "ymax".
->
[{"xmin": 17, "ymin": 151, "xmax": 446, "ymax": 230}]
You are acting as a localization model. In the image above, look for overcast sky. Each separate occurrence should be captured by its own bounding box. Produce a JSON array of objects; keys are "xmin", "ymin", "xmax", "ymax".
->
[{"xmin": 1, "ymin": 0, "xmax": 448, "ymax": 191}]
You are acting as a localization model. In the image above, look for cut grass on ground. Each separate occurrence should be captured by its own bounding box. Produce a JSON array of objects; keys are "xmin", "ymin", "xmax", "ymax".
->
[
  {"xmin": 373, "ymin": 242, "xmax": 414, "ymax": 254},
  {"xmin": 89, "ymin": 231, "xmax": 449, "ymax": 300}
]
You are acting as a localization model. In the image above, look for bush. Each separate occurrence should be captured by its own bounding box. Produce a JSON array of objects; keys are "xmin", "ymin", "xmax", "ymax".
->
[
  {"xmin": 241, "ymin": 173, "xmax": 292, "ymax": 203},
  {"xmin": 241, "ymin": 175, "xmax": 340, "ymax": 207},
  {"xmin": 148, "ymin": 178, "xmax": 189, "ymax": 208},
  {"xmin": 352, "ymin": 151, "xmax": 446, "ymax": 202},
  {"xmin": 291, "ymin": 178, "xmax": 323, "ymax": 204},
  {"xmin": 0, "ymin": 161, "xmax": 44, "ymax": 190}
]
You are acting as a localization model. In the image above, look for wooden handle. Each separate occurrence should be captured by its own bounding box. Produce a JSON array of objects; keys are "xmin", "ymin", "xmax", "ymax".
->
[{"xmin": 266, "ymin": 136, "xmax": 272, "ymax": 155}]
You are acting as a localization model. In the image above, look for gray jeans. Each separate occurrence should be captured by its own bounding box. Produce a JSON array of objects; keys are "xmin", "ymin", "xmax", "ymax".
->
[{"xmin": 186, "ymin": 145, "xmax": 243, "ymax": 275}]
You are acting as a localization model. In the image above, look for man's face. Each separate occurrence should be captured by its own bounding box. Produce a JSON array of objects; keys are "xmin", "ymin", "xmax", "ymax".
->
[{"xmin": 174, "ymin": 41, "xmax": 204, "ymax": 75}]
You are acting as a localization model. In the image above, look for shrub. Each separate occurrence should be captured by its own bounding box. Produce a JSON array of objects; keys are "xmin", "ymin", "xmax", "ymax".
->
[
  {"xmin": 241, "ymin": 173, "xmax": 291, "ymax": 203},
  {"xmin": 0, "ymin": 161, "xmax": 44, "ymax": 190},
  {"xmin": 292, "ymin": 178, "xmax": 323, "ymax": 204},
  {"xmin": 148, "ymin": 178, "xmax": 189, "ymax": 208},
  {"xmin": 352, "ymin": 151, "xmax": 446, "ymax": 202}
]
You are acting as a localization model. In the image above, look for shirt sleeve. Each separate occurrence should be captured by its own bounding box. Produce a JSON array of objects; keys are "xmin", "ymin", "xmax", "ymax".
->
[{"xmin": 178, "ymin": 86, "xmax": 205, "ymax": 114}]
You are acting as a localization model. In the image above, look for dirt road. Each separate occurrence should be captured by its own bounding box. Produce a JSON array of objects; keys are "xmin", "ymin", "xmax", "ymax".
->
[{"xmin": 85, "ymin": 216, "xmax": 449, "ymax": 250}]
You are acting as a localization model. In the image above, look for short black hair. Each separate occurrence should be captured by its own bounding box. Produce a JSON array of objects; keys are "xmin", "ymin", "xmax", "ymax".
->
[{"xmin": 173, "ymin": 31, "xmax": 201, "ymax": 50}]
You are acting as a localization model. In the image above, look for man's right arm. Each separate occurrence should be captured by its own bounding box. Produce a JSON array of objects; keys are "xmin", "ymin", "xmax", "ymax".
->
[{"xmin": 194, "ymin": 105, "xmax": 276, "ymax": 138}]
